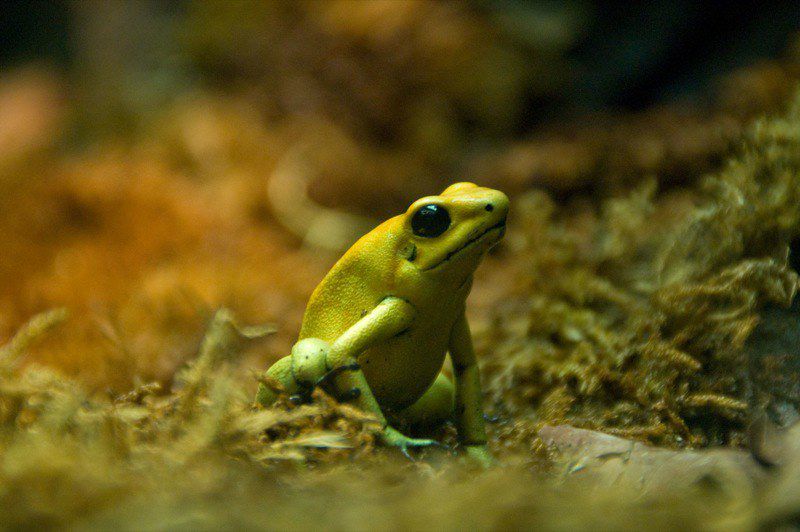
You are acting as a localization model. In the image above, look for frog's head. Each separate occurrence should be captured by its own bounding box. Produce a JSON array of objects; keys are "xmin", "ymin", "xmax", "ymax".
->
[{"xmin": 398, "ymin": 182, "xmax": 508, "ymax": 276}]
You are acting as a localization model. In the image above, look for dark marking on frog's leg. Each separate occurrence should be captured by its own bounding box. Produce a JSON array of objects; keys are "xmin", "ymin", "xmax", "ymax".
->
[
  {"xmin": 288, "ymin": 385, "xmax": 314, "ymax": 405},
  {"xmin": 393, "ymin": 327, "xmax": 412, "ymax": 338},
  {"xmin": 315, "ymin": 362, "xmax": 362, "ymax": 402},
  {"xmin": 287, "ymin": 372, "xmax": 317, "ymax": 405},
  {"xmin": 338, "ymin": 387, "xmax": 362, "ymax": 401},
  {"xmin": 289, "ymin": 362, "xmax": 362, "ymax": 404},
  {"xmin": 315, "ymin": 362, "xmax": 361, "ymax": 388}
]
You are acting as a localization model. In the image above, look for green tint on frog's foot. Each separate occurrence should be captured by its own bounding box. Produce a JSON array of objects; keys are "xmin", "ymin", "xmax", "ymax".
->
[{"xmin": 381, "ymin": 426, "xmax": 449, "ymax": 461}]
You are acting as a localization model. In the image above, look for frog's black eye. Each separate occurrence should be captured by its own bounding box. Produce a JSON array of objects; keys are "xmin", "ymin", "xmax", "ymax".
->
[{"xmin": 411, "ymin": 204, "xmax": 450, "ymax": 238}]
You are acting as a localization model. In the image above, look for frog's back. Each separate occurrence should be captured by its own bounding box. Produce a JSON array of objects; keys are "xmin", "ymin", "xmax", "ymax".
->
[{"xmin": 298, "ymin": 218, "xmax": 401, "ymax": 342}]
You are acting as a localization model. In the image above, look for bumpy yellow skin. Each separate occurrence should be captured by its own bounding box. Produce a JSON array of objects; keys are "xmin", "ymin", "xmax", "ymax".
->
[{"xmin": 257, "ymin": 183, "xmax": 508, "ymax": 466}]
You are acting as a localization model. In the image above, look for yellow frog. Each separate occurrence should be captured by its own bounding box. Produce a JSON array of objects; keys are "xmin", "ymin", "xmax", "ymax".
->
[{"xmin": 256, "ymin": 182, "xmax": 508, "ymax": 466}]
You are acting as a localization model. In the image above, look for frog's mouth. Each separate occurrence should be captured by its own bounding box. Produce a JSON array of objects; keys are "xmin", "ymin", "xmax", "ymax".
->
[{"xmin": 423, "ymin": 219, "xmax": 506, "ymax": 271}]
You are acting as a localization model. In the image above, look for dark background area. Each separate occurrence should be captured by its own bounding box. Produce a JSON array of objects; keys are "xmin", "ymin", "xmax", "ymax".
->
[{"xmin": 3, "ymin": 0, "xmax": 799, "ymax": 121}]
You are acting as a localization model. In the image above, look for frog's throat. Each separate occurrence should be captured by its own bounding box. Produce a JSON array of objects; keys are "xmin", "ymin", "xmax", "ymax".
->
[{"xmin": 421, "ymin": 220, "xmax": 506, "ymax": 271}]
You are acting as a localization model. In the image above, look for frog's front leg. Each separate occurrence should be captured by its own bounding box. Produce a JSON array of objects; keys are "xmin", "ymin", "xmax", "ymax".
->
[
  {"xmin": 289, "ymin": 337, "xmax": 362, "ymax": 403},
  {"xmin": 290, "ymin": 337, "xmax": 329, "ymax": 386},
  {"xmin": 255, "ymin": 355, "xmax": 298, "ymax": 406},
  {"xmin": 449, "ymin": 311, "xmax": 494, "ymax": 468},
  {"xmin": 255, "ymin": 338, "xmax": 360, "ymax": 406},
  {"xmin": 255, "ymin": 338, "xmax": 335, "ymax": 406},
  {"xmin": 326, "ymin": 296, "xmax": 440, "ymax": 455}
]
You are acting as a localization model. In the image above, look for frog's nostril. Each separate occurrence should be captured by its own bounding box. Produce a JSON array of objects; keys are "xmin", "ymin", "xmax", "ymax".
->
[{"xmin": 485, "ymin": 204, "xmax": 494, "ymax": 212}]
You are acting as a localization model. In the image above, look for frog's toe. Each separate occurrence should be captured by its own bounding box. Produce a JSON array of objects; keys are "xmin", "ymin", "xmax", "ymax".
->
[
  {"xmin": 396, "ymin": 438, "xmax": 447, "ymax": 461},
  {"xmin": 400, "ymin": 446, "xmax": 416, "ymax": 462},
  {"xmin": 405, "ymin": 437, "xmax": 441, "ymax": 448}
]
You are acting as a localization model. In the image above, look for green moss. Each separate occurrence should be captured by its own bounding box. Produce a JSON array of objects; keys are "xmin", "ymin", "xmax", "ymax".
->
[{"xmin": 481, "ymin": 97, "xmax": 800, "ymax": 447}]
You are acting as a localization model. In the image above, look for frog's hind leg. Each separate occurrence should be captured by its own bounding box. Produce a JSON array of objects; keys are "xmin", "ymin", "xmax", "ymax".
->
[{"xmin": 393, "ymin": 373, "xmax": 455, "ymax": 430}]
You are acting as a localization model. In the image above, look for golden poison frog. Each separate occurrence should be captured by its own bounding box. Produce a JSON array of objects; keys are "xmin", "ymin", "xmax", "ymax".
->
[{"xmin": 256, "ymin": 183, "xmax": 508, "ymax": 466}]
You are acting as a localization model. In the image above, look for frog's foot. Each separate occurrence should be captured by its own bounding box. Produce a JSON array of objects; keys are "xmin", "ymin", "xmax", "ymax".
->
[
  {"xmin": 398, "ymin": 438, "xmax": 448, "ymax": 461},
  {"xmin": 381, "ymin": 426, "xmax": 447, "ymax": 461}
]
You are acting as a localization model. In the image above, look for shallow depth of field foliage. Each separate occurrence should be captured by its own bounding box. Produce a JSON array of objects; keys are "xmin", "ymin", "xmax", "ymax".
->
[{"xmin": 1, "ymin": 1, "xmax": 800, "ymax": 529}]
